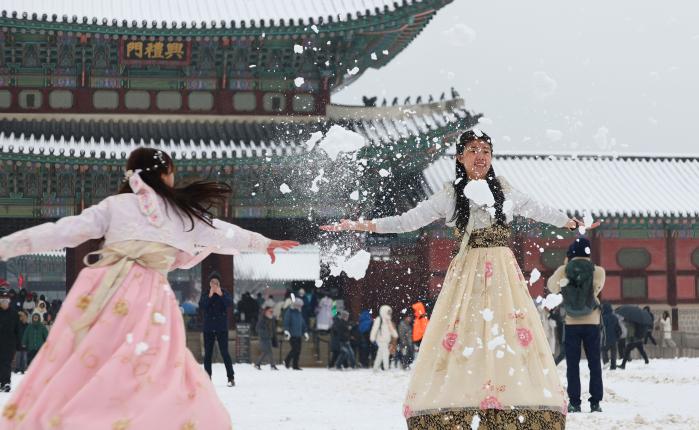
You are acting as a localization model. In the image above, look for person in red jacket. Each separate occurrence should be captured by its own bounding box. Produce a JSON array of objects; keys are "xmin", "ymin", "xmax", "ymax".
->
[{"xmin": 411, "ymin": 302, "xmax": 429, "ymax": 348}]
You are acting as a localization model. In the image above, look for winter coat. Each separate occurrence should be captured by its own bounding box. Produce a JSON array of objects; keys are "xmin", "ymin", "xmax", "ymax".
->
[
  {"xmin": 370, "ymin": 305, "xmax": 398, "ymax": 345},
  {"xmin": 256, "ymin": 317, "xmax": 277, "ymax": 342},
  {"xmin": 316, "ymin": 297, "xmax": 334, "ymax": 331},
  {"xmin": 283, "ymin": 308, "xmax": 307, "ymax": 338},
  {"xmin": 330, "ymin": 316, "xmax": 351, "ymax": 350},
  {"xmin": 22, "ymin": 320, "xmax": 48, "ymax": 351},
  {"xmin": 411, "ymin": 302, "xmax": 429, "ymax": 343},
  {"xmin": 601, "ymin": 303, "xmax": 621, "ymax": 347},
  {"xmin": 358, "ymin": 310, "xmax": 373, "ymax": 334},
  {"xmin": 0, "ymin": 308, "xmax": 21, "ymax": 351},
  {"xmin": 199, "ymin": 290, "xmax": 234, "ymax": 332},
  {"xmin": 301, "ymin": 292, "xmax": 318, "ymax": 321},
  {"xmin": 398, "ymin": 320, "xmax": 413, "ymax": 348},
  {"xmin": 660, "ymin": 317, "xmax": 672, "ymax": 340},
  {"xmin": 17, "ymin": 321, "xmax": 28, "ymax": 351}
]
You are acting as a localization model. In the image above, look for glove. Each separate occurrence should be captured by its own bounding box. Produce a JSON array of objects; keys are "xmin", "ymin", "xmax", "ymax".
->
[
  {"xmin": 304, "ymin": 332, "xmax": 310, "ymax": 341},
  {"xmin": 284, "ymin": 330, "xmax": 291, "ymax": 340}
]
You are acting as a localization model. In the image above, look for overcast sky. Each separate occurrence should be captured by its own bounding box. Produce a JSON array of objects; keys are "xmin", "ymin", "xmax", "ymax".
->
[{"xmin": 336, "ymin": 0, "xmax": 699, "ymax": 155}]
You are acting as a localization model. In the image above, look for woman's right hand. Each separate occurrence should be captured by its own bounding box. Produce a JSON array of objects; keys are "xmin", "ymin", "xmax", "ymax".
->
[{"xmin": 320, "ymin": 219, "xmax": 375, "ymax": 232}]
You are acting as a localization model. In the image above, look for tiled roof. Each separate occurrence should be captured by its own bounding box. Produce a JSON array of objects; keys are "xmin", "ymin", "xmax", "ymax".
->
[
  {"xmin": 423, "ymin": 152, "xmax": 699, "ymax": 218},
  {"xmin": 0, "ymin": 0, "xmax": 448, "ymax": 30},
  {"xmin": 0, "ymin": 98, "xmax": 475, "ymax": 161}
]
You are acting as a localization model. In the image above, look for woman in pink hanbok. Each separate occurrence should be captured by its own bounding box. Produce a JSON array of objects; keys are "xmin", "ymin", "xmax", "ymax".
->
[{"xmin": 0, "ymin": 148, "xmax": 299, "ymax": 430}]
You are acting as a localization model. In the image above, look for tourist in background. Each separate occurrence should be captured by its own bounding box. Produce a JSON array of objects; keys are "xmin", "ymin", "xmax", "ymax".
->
[
  {"xmin": 398, "ymin": 312, "xmax": 415, "ymax": 370},
  {"xmin": 370, "ymin": 305, "xmax": 398, "ymax": 371},
  {"xmin": 547, "ymin": 237, "xmax": 606, "ymax": 413},
  {"xmin": 199, "ymin": 272, "xmax": 236, "ymax": 387},
  {"xmin": 283, "ymin": 298, "xmax": 309, "ymax": 370},
  {"xmin": 601, "ymin": 303, "xmax": 621, "ymax": 370},
  {"xmin": 660, "ymin": 311, "xmax": 676, "ymax": 349},
  {"xmin": 0, "ymin": 288, "xmax": 21, "ymax": 391},
  {"xmin": 13, "ymin": 311, "xmax": 28, "ymax": 374},
  {"xmin": 255, "ymin": 306, "xmax": 279, "ymax": 370},
  {"xmin": 22, "ymin": 313, "xmax": 48, "ymax": 367}
]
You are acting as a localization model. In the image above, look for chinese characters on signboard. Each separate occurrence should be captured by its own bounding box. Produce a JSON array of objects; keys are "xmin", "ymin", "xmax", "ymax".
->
[{"xmin": 122, "ymin": 41, "xmax": 189, "ymax": 65}]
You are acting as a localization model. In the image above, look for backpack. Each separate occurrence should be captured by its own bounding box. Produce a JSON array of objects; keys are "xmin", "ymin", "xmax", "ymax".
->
[{"xmin": 561, "ymin": 259, "xmax": 597, "ymax": 318}]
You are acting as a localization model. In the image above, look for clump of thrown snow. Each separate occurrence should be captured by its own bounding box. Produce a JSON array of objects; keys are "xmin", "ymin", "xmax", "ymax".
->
[
  {"xmin": 279, "ymin": 183, "xmax": 292, "ymax": 194},
  {"xmin": 329, "ymin": 250, "xmax": 371, "ymax": 280},
  {"xmin": 543, "ymin": 293, "xmax": 563, "ymax": 310},
  {"xmin": 529, "ymin": 268, "xmax": 541, "ymax": 286},
  {"xmin": 315, "ymin": 125, "xmax": 367, "ymax": 161},
  {"xmin": 464, "ymin": 180, "xmax": 495, "ymax": 206}
]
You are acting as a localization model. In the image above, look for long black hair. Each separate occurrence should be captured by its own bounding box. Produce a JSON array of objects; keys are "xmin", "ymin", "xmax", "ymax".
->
[
  {"xmin": 118, "ymin": 148, "xmax": 232, "ymax": 230},
  {"xmin": 450, "ymin": 130, "xmax": 507, "ymax": 236}
]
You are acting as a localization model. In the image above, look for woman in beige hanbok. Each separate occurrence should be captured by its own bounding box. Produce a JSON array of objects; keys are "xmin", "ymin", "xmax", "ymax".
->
[{"xmin": 322, "ymin": 130, "xmax": 590, "ymax": 429}]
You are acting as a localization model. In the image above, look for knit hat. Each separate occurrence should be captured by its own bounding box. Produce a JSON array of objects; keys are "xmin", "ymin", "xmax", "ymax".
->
[{"xmin": 567, "ymin": 237, "xmax": 592, "ymax": 259}]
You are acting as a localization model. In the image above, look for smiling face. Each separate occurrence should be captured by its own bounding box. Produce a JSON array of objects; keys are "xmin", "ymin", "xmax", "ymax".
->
[{"xmin": 456, "ymin": 139, "xmax": 492, "ymax": 180}]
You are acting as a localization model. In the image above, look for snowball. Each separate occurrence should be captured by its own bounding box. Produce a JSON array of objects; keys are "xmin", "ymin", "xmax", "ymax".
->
[
  {"xmin": 349, "ymin": 190, "xmax": 360, "ymax": 201},
  {"xmin": 545, "ymin": 129, "xmax": 563, "ymax": 142},
  {"xmin": 518, "ymin": 415, "xmax": 525, "ymax": 424},
  {"xmin": 462, "ymin": 346, "xmax": 475, "ymax": 358},
  {"xmin": 347, "ymin": 67, "xmax": 360, "ymax": 76},
  {"xmin": 305, "ymin": 131, "xmax": 324, "ymax": 151},
  {"xmin": 370, "ymin": 52, "xmax": 378, "ymax": 60},
  {"xmin": 330, "ymin": 250, "xmax": 371, "ymax": 280},
  {"xmin": 317, "ymin": 125, "xmax": 367, "ymax": 161},
  {"xmin": 279, "ymin": 183, "xmax": 292, "ymax": 194},
  {"xmin": 487, "ymin": 335, "xmax": 506, "ymax": 350},
  {"xmin": 315, "ymin": 280, "xmax": 323, "ymax": 288},
  {"xmin": 543, "ymin": 293, "xmax": 563, "ymax": 310},
  {"xmin": 294, "ymin": 77, "xmax": 305, "ymax": 87},
  {"xmin": 464, "ymin": 180, "xmax": 495, "ymax": 206},
  {"xmin": 152, "ymin": 312, "xmax": 166, "ymax": 325},
  {"xmin": 480, "ymin": 308, "xmax": 494, "ymax": 321},
  {"xmin": 471, "ymin": 414, "xmax": 481, "ymax": 430},
  {"xmin": 585, "ymin": 246, "xmax": 591, "ymax": 255},
  {"xmin": 310, "ymin": 169, "xmax": 326, "ymax": 193},
  {"xmin": 529, "ymin": 268, "xmax": 541, "ymax": 286},
  {"xmin": 382, "ymin": 50, "xmax": 389, "ymax": 55},
  {"xmin": 135, "ymin": 342, "xmax": 149, "ymax": 356},
  {"xmin": 441, "ymin": 23, "xmax": 476, "ymax": 47},
  {"xmin": 379, "ymin": 168, "xmax": 391, "ymax": 177},
  {"xmin": 311, "ymin": 25, "xmax": 319, "ymax": 34},
  {"xmin": 293, "ymin": 44, "xmax": 304, "ymax": 54}
]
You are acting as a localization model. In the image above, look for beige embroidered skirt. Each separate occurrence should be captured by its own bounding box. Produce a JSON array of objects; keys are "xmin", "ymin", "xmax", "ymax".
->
[{"xmin": 404, "ymin": 246, "xmax": 566, "ymax": 430}]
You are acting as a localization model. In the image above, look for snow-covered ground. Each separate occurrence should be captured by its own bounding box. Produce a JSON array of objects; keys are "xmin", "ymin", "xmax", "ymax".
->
[{"xmin": 2, "ymin": 358, "xmax": 698, "ymax": 429}]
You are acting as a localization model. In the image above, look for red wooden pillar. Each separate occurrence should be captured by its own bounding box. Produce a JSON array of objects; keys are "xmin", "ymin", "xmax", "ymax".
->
[
  {"xmin": 201, "ymin": 254, "xmax": 235, "ymax": 327},
  {"xmin": 666, "ymin": 225, "xmax": 679, "ymax": 330},
  {"xmin": 65, "ymin": 239, "xmax": 101, "ymax": 292}
]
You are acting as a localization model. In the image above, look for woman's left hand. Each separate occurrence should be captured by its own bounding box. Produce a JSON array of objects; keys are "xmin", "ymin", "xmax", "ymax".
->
[
  {"xmin": 565, "ymin": 218, "xmax": 602, "ymax": 231},
  {"xmin": 267, "ymin": 240, "xmax": 301, "ymax": 264}
]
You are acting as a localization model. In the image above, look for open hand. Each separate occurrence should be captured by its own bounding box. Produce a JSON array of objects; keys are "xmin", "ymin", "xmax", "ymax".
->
[{"xmin": 267, "ymin": 240, "xmax": 301, "ymax": 264}]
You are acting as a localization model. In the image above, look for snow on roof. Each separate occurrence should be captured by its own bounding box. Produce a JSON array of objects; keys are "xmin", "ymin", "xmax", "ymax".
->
[
  {"xmin": 234, "ymin": 244, "xmax": 320, "ymax": 281},
  {"xmin": 423, "ymin": 153, "xmax": 699, "ymax": 218},
  {"xmin": 0, "ymin": 0, "xmax": 433, "ymax": 29},
  {"xmin": 0, "ymin": 99, "xmax": 473, "ymax": 160}
]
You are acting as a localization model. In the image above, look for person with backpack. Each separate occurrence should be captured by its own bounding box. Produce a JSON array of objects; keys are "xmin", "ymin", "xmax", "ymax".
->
[
  {"xmin": 357, "ymin": 309, "xmax": 374, "ymax": 367},
  {"xmin": 547, "ymin": 236, "xmax": 606, "ymax": 413}
]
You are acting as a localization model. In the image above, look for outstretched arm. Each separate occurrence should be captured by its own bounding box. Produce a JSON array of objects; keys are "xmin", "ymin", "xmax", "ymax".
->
[
  {"xmin": 0, "ymin": 198, "xmax": 111, "ymax": 261},
  {"xmin": 509, "ymin": 187, "xmax": 600, "ymax": 231},
  {"xmin": 194, "ymin": 218, "xmax": 299, "ymax": 263},
  {"xmin": 321, "ymin": 186, "xmax": 451, "ymax": 234}
]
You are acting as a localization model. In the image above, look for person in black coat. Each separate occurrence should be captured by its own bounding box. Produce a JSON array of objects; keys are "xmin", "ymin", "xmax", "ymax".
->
[
  {"xmin": 601, "ymin": 303, "xmax": 621, "ymax": 370},
  {"xmin": 329, "ymin": 311, "xmax": 352, "ymax": 369},
  {"xmin": 199, "ymin": 272, "xmax": 236, "ymax": 387},
  {"xmin": 0, "ymin": 288, "xmax": 21, "ymax": 391}
]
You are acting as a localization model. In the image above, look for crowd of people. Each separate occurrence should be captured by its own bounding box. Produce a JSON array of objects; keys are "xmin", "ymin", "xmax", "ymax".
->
[{"xmin": 0, "ymin": 287, "xmax": 58, "ymax": 391}]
